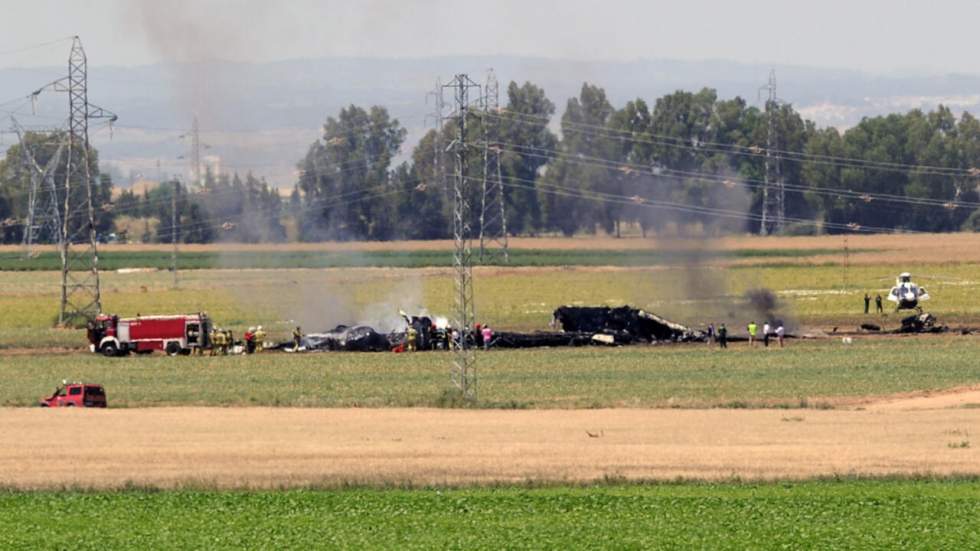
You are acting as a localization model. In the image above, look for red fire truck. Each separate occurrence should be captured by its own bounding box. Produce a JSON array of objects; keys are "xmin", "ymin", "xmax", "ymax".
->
[{"xmin": 88, "ymin": 313, "xmax": 212, "ymax": 357}]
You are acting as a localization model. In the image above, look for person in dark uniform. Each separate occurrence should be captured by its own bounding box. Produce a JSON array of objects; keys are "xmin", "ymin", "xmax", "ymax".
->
[
  {"xmin": 875, "ymin": 294, "xmax": 883, "ymax": 314},
  {"xmin": 864, "ymin": 293, "xmax": 871, "ymax": 314},
  {"xmin": 718, "ymin": 324, "xmax": 728, "ymax": 349}
]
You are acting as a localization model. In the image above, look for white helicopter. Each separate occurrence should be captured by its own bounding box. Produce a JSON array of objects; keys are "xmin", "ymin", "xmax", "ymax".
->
[{"xmin": 888, "ymin": 272, "xmax": 930, "ymax": 311}]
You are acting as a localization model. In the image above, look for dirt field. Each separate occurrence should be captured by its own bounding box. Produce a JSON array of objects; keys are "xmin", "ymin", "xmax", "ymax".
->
[{"xmin": 2, "ymin": 401, "xmax": 977, "ymax": 489}]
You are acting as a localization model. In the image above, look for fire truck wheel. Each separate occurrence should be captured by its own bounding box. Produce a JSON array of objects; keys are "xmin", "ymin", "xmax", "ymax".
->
[
  {"xmin": 100, "ymin": 342, "xmax": 119, "ymax": 357},
  {"xmin": 165, "ymin": 342, "xmax": 182, "ymax": 356},
  {"xmin": 65, "ymin": 403, "xmax": 75, "ymax": 407}
]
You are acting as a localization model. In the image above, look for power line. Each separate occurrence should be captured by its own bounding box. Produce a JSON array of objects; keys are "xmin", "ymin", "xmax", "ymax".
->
[
  {"xmin": 482, "ymin": 109, "xmax": 980, "ymax": 178},
  {"xmin": 488, "ymin": 174, "xmax": 924, "ymax": 235},
  {"xmin": 0, "ymin": 36, "xmax": 73, "ymax": 57},
  {"xmin": 490, "ymin": 140, "xmax": 980, "ymax": 211}
]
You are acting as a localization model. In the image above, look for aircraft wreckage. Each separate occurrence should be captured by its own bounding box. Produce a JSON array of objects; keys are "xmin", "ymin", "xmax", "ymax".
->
[{"xmin": 273, "ymin": 306, "xmax": 708, "ymax": 353}]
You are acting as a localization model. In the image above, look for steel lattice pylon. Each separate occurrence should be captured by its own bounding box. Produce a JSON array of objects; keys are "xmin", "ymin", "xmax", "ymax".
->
[
  {"xmin": 14, "ymin": 36, "xmax": 116, "ymax": 325},
  {"xmin": 426, "ymin": 78, "xmax": 449, "ymax": 208},
  {"xmin": 443, "ymin": 74, "xmax": 481, "ymax": 401},
  {"xmin": 759, "ymin": 69, "xmax": 784, "ymax": 236},
  {"xmin": 478, "ymin": 69, "xmax": 509, "ymax": 263},
  {"xmin": 13, "ymin": 121, "xmax": 65, "ymax": 257},
  {"xmin": 58, "ymin": 37, "xmax": 116, "ymax": 325}
]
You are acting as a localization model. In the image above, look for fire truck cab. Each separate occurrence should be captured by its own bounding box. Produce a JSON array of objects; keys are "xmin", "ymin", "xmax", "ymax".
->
[{"xmin": 88, "ymin": 313, "xmax": 212, "ymax": 357}]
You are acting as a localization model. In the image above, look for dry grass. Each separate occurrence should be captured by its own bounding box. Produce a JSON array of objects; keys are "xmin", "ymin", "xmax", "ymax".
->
[
  {"xmin": 863, "ymin": 388, "xmax": 980, "ymax": 411},
  {"xmin": 1, "ymin": 406, "xmax": 977, "ymax": 489}
]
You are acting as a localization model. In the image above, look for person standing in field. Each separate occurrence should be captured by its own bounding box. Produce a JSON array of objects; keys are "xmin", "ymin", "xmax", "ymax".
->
[
  {"xmin": 864, "ymin": 293, "xmax": 871, "ymax": 314},
  {"xmin": 481, "ymin": 325, "xmax": 493, "ymax": 350},
  {"xmin": 292, "ymin": 326, "xmax": 303, "ymax": 351},
  {"xmin": 775, "ymin": 323, "xmax": 785, "ymax": 347},
  {"xmin": 406, "ymin": 326, "xmax": 418, "ymax": 352},
  {"xmin": 244, "ymin": 327, "xmax": 256, "ymax": 354},
  {"xmin": 706, "ymin": 323, "xmax": 715, "ymax": 346},
  {"xmin": 718, "ymin": 324, "xmax": 728, "ymax": 349},
  {"xmin": 762, "ymin": 321, "xmax": 771, "ymax": 348},
  {"xmin": 747, "ymin": 321, "xmax": 758, "ymax": 347},
  {"xmin": 254, "ymin": 326, "xmax": 267, "ymax": 353},
  {"xmin": 875, "ymin": 294, "xmax": 884, "ymax": 314}
]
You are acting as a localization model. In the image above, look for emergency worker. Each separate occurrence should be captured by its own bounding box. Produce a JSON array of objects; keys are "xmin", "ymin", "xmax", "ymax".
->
[
  {"xmin": 407, "ymin": 326, "xmax": 418, "ymax": 352},
  {"xmin": 254, "ymin": 326, "xmax": 267, "ymax": 353},
  {"xmin": 244, "ymin": 327, "xmax": 256, "ymax": 354},
  {"xmin": 481, "ymin": 325, "xmax": 493, "ymax": 350},
  {"xmin": 747, "ymin": 321, "xmax": 758, "ymax": 347},
  {"xmin": 292, "ymin": 326, "xmax": 303, "ymax": 350},
  {"xmin": 208, "ymin": 328, "xmax": 219, "ymax": 356}
]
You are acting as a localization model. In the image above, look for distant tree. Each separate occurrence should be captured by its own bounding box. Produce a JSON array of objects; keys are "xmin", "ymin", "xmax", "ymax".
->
[
  {"xmin": 297, "ymin": 105, "xmax": 406, "ymax": 241},
  {"xmin": 498, "ymin": 81, "xmax": 558, "ymax": 234},
  {"xmin": 540, "ymin": 83, "xmax": 616, "ymax": 235}
]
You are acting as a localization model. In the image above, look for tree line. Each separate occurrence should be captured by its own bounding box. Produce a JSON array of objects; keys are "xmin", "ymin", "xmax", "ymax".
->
[{"xmin": 3, "ymin": 80, "xmax": 980, "ymax": 244}]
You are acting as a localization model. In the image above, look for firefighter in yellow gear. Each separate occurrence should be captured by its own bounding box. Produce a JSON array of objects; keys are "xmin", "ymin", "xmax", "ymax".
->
[
  {"xmin": 208, "ymin": 328, "xmax": 219, "ymax": 356},
  {"xmin": 406, "ymin": 326, "xmax": 418, "ymax": 352},
  {"xmin": 211, "ymin": 328, "xmax": 224, "ymax": 356},
  {"xmin": 254, "ymin": 325, "xmax": 267, "ymax": 353}
]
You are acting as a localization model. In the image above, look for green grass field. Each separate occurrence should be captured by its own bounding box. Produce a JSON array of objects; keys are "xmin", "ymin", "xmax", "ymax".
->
[
  {"xmin": 2, "ymin": 480, "xmax": 977, "ymax": 549},
  {"xmin": 0, "ymin": 247, "xmax": 860, "ymax": 271},
  {"xmin": 2, "ymin": 261, "xmax": 979, "ymax": 349},
  {"xmin": 4, "ymin": 337, "xmax": 978, "ymax": 408},
  {"xmin": 3, "ymin": 242, "xmax": 979, "ymax": 548}
]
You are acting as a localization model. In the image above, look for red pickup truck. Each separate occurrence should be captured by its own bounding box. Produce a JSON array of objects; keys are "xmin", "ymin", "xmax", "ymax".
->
[{"xmin": 39, "ymin": 382, "xmax": 107, "ymax": 408}]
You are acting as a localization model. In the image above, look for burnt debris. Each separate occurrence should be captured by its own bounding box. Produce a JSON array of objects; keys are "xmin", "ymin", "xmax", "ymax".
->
[
  {"xmin": 898, "ymin": 312, "xmax": 947, "ymax": 334},
  {"xmin": 300, "ymin": 325, "xmax": 391, "ymax": 352},
  {"xmin": 552, "ymin": 306, "xmax": 706, "ymax": 343}
]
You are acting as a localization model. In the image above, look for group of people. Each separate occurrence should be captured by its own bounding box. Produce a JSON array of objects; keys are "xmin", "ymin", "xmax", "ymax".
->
[
  {"xmin": 746, "ymin": 320, "xmax": 785, "ymax": 348},
  {"xmin": 207, "ymin": 327, "xmax": 234, "ymax": 355},
  {"xmin": 209, "ymin": 325, "xmax": 268, "ymax": 355},
  {"xmin": 242, "ymin": 326, "xmax": 267, "ymax": 354},
  {"xmin": 402, "ymin": 323, "xmax": 495, "ymax": 352},
  {"xmin": 863, "ymin": 293, "xmax": 884, "ymax": 314},
  {"xmin": 704, "ymin": 320, "xmax": 785, "ymax": 349}
]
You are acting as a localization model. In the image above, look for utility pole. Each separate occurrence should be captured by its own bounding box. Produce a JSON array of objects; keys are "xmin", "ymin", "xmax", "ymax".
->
[
  {"xmin": 478, "ymin": 68, "xmax": 509, "ymax": 264},
  {"xmin": 758, "ymin": 69, "xmax": 783, "ymax": 235},
  {"xmin": 13, "ymin": 120, "xmax": 65, "ymax": 257},
  {"xmin": 444, "ymin": 74, "xmax": 481, "ymax": 402},
  {"xmin": 426, "ymin": 78, "xmax": 448, "ymax": 207},
  {"xmin": 191, "ymin": 115, "xmax": 201, "ymax": 189},
  {"xmin": 59, "ymin": 36, "xmax": 116, "ymax": 326},
  {"xmin": 14, "ymin": 37, "xmax": 115, "ymax": 325},
  {"xmin": 171, "ymin": 179, "xmax": 179, "ymax": 288}
]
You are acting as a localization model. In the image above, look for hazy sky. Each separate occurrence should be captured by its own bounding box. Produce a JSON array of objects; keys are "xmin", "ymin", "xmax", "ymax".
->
[{"xmin": 0, "ymin": 0, "xmax": 977, "ymax": 74}]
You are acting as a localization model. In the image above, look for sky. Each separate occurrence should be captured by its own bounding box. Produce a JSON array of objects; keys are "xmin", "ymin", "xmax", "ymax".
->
[{"xmin": 0, "ymin": 0, "xmax": 978, "ymax": 75}]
